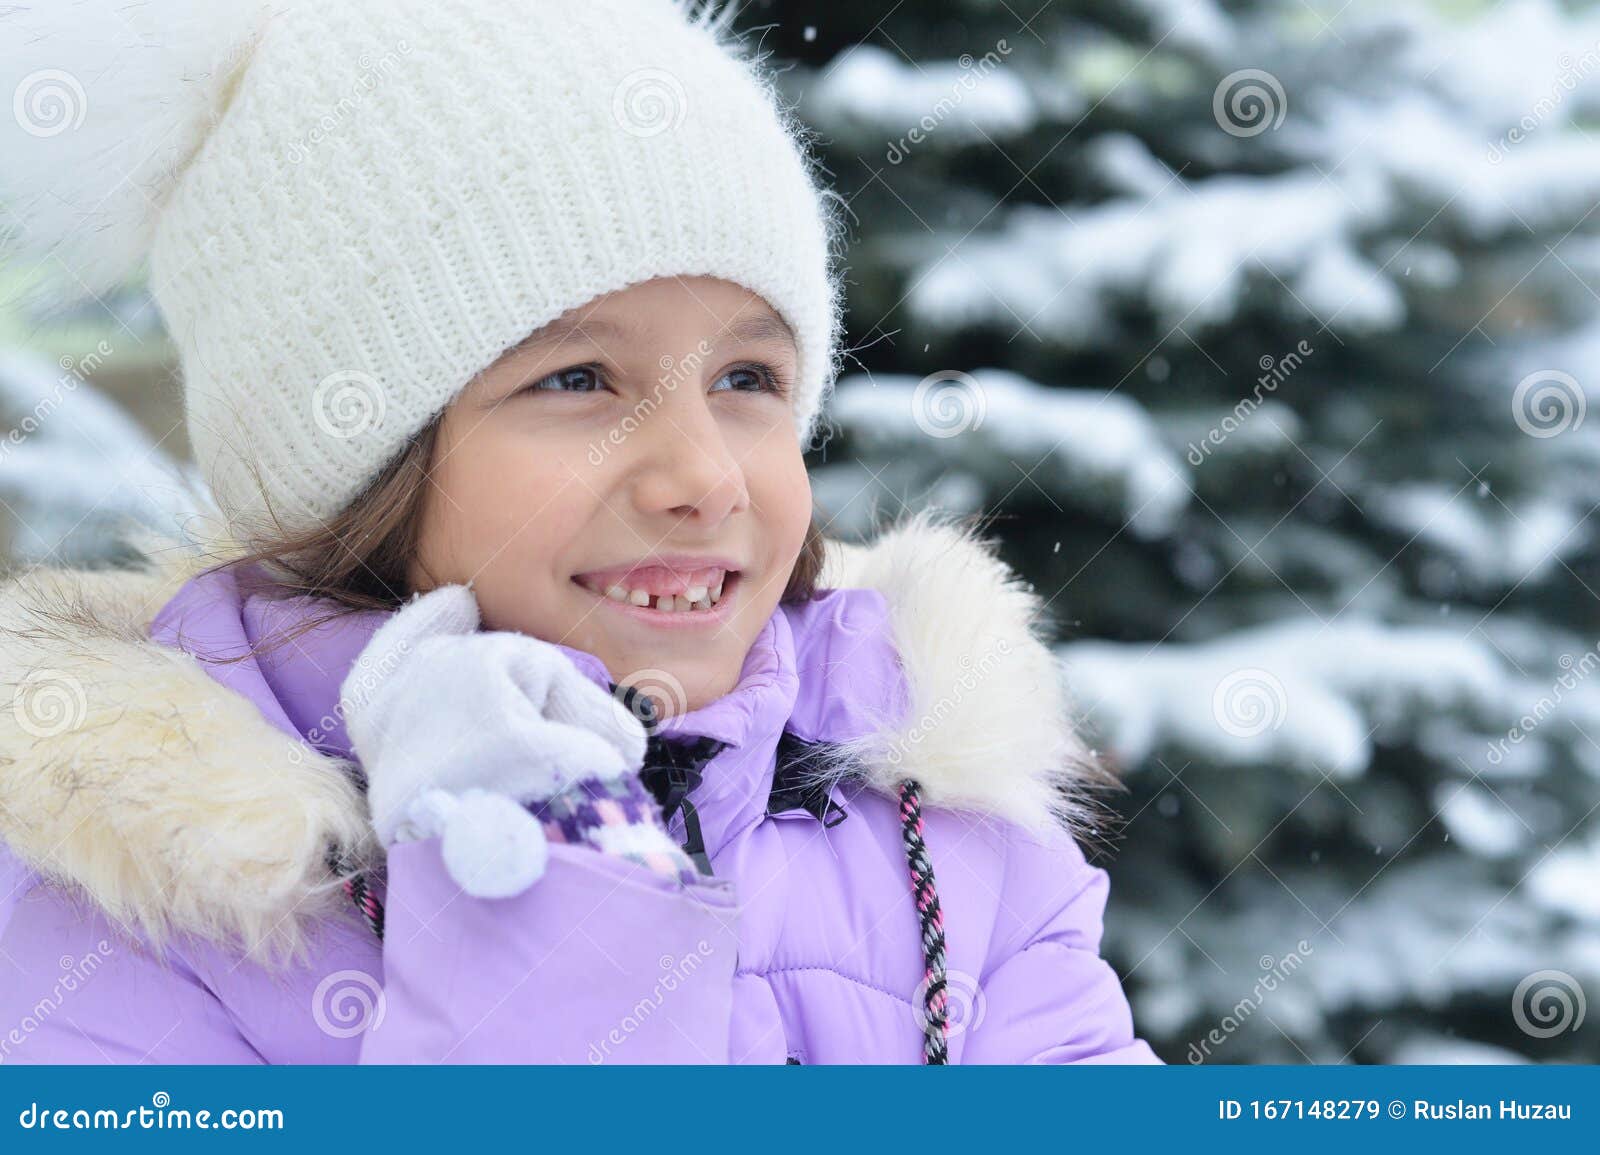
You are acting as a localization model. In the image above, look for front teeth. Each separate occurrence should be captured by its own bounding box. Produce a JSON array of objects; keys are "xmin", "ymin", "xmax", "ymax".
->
[{"xmin": 599, "ymin": 576, "xmax": 728, "ymax": 612}]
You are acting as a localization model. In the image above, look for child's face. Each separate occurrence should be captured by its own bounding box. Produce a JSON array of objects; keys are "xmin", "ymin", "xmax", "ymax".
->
[{"xmin": 410, "ymin": 276, "xmax": 813, "ymax": 716}]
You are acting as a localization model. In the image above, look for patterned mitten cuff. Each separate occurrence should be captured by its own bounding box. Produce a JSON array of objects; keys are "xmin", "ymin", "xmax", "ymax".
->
[{"xmin": 531, "ymin": 773, "xmax": 700, "ymax": 885}]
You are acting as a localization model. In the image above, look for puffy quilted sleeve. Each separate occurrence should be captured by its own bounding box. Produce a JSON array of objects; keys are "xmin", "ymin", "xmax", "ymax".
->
[
  {"xmin": 958, "ymin": 823, "xmax": 1164, "ymax": 1064},
  {"xmin": 353, "ymin": 839, "xmax": 741, "ymax": 1063}
]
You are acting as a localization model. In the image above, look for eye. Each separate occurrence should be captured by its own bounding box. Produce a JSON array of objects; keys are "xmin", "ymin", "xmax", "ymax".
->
[
  {"xmin": 519, "ymin": 364, "xmax": 606, "ymax": 394},
  {"xmin": 711, "ymin": 362, "xmax": 790, "ymax": 397}
]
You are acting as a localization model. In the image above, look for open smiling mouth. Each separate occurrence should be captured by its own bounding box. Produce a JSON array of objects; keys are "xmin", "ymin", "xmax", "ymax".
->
[{"xmin": 571, "ymin": 565, "xmax": 742, "ymax": 624}]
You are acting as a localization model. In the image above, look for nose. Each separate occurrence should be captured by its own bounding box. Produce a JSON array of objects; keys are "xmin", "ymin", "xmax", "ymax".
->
[{"xmin": 628, "ymin": 390, "xmax": 750, "ymax": 526}]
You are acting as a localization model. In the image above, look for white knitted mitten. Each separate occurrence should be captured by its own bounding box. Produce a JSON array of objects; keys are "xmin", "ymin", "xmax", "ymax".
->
[{"xmin": 340, "ymin": 584, "xmax": 652, "ymax": 897}]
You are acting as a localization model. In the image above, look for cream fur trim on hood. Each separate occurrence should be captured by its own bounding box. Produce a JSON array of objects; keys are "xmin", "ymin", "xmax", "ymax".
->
[{"xmin": 0, "ymin": 513, "xmax": 1110, "ymax": 958}]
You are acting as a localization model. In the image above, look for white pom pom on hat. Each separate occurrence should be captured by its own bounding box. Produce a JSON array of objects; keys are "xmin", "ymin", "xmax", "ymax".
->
[
  {"xmin": 0, "ymin": 0, "xmax": 844, "ymax": 541},
  {"xmin": 0, "ymin": 0, "xmax": 273, "ymax": 297}
]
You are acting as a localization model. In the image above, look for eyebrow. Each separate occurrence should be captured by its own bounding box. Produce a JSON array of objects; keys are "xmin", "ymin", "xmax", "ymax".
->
[{"xmin": 508, "ymin": 310, "xmax": 795, "ymax": 356}]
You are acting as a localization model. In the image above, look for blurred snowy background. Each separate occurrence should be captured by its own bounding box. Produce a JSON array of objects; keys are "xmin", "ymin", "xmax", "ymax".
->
[{"xmin": 3, "ymin": 0, "xmax": 1598, "ymax": 1063}]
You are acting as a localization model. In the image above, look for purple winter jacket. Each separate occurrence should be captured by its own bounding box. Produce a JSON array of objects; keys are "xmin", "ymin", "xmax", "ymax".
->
[{"xmin": 0, "ymin": 517, "xmax": 1161, "ymax": 1064}]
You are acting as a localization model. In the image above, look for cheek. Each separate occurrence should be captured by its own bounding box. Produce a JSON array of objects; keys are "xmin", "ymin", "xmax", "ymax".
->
[
  {"xmin": 745, "ymin": 440, "xmax": 812, "ymax": 553},
  {"xmin": 418, "ymin": 424, "xmax": 587, "ymax": 582},
  {"xmin": 719, "ymin": 454, "xmax": 809, "ymax": 648}
]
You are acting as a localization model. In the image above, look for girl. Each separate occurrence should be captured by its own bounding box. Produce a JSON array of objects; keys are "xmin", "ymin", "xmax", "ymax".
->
[{"xmin": 0, "ymin": 0, "xmax": 1160, "ymax": 1064}]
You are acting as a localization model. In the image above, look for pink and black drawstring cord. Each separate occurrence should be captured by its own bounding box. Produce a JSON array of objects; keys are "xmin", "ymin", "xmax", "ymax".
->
[
  {"xmin": 336, "ymin": 688, "xmax": 951, "ymax": 1065},
  {"xmin": 342, "ymin": 871, "xmax": 384, "ymax": 940},
  {"xmin": 898, "ymin": 779, "xmax": 949, "ymax": 1064}
]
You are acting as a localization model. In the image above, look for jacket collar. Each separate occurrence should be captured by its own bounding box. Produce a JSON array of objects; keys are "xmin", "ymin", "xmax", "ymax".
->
[
  {"xmin": 154, "ymin": 564, "xmax": 863, "ymax": 870},
  {"xmin": 147, "ymin": 561, "xmax": 813, "ymax": 759},
  {"xmin": 562, "ymin": 603, "xmax": 801, "ymax": 755},
  {"xmin": 0, "ymin": 512, "xmax": 1110, "ymax": 956},
  {"xmin": 150, "ymin": 561, "xmax": 822, "ymax": 869}
]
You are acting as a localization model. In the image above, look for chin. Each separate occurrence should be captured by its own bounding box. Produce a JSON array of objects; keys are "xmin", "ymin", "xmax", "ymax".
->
[{"xmin": 601, "ymin": 648, "xmax": 738, "ymax": 719}]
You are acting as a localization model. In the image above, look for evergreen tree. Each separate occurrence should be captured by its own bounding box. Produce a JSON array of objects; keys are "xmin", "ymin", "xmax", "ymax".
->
[{"xmin": 763, "ymin": 0, "xmax": 1600, "ymax": 1062}]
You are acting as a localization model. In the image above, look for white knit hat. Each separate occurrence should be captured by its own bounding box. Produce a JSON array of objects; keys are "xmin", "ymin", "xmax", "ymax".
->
[{"xmin": 1, "ymin": 0, "xmax": 842, "ymax": 539}]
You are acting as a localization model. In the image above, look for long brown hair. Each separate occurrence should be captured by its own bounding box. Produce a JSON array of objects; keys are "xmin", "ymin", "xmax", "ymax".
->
[{"xmin": 219, "ymin": 413, "xmax": 828, "ymax": 624}]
